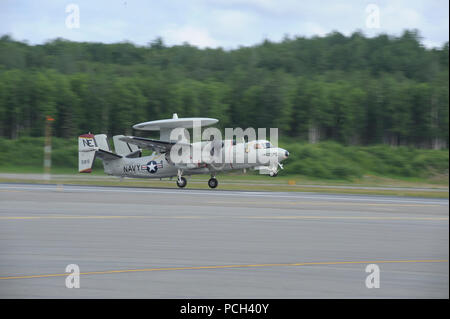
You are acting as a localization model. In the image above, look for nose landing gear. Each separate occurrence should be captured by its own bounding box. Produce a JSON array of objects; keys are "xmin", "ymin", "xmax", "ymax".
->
[{"xmin": 269, "ymin": 161, "xmax": 283, "ymax": 177}]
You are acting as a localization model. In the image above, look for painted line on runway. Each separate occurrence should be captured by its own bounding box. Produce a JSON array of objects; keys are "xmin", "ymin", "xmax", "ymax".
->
[
  {"xmin": 0, "ymin": 259, "xmax": 447, "ymax": 280},
  {"xmin": 0, "ymin": 184, "xmax": 447, "ymax": 205},
  {"xmin": 206, "ymin": 200, "xmax": 443, "ymax": 207},
  {"xmin": 0, "ymin": 215, "xmax": 447, "ymax": 221},
  {"xmin": 240, "ymin": 216, "xmax": 449, "ymax": 221},
  {"xmin": 0, "ymin": 215, "xmax": 204, "ymax": 220}
]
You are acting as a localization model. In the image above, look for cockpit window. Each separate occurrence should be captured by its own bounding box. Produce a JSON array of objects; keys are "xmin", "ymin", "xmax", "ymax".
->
[{"xmin": 254, "ymin": 142, "xmax": 272, "ymax": 149}]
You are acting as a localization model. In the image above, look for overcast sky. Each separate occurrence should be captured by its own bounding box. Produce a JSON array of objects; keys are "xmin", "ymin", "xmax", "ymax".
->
[{"xmin": 0, "ymin": 0, "xmax": 448, "ymax": 49}]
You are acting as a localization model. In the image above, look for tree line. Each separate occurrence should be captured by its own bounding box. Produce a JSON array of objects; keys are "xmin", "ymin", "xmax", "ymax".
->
[{"xmin": 0, "ymin": 30, "xmax": 448, "ymax": 148}]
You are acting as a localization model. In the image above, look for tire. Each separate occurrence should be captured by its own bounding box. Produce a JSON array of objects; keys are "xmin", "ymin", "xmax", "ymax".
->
[
  {"xmin": 176, "ymin": 177, "xmax": 187, "ymax": 188},
  {"xmin": 208, "ymin": 178, "xmax": 218, "ymax": 189}
]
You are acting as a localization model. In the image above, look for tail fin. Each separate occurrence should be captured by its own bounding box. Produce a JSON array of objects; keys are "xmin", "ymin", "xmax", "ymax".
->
[
  {"xmin": 78, "ymin": 134, "xmax": 97, "ymax": 173},
  {"xmin": 94, "ymin": 134, "xmax": 110, "ymax": 152},
  {"xmin": 113, "ymin": 135, "xmax": 141, "ymax": 158}
]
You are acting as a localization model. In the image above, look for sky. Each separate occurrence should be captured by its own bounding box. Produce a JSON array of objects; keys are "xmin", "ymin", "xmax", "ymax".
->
[{"xmin": 0, "ymin": 0, "xmax": 448, "ymax": 49}]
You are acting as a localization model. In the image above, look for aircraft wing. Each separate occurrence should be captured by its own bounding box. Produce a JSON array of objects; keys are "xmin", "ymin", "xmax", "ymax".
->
[{"xmin": 119, "ymin": 136, "xmax": 182, "ymax": 153}]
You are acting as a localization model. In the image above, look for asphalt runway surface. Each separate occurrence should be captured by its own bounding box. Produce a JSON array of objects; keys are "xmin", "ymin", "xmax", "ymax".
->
[{"xmin": 0, "ymin": 183, "xmax": 448, "ymax": 298}]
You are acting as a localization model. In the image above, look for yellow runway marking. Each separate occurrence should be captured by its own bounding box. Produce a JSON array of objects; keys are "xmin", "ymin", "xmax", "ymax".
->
[
  {"xmin": 0, "ymin": 259, "xmax": 447, "ymax": 280},
  {"xmin": 0, "ymin": 215, "xmax": 447, "ymax": 221}
]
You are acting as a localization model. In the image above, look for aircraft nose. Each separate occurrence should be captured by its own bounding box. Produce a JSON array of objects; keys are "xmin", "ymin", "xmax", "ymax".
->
[{"xmin": 279, "ymin": 149, "xmax": 289, "ymax": 160}]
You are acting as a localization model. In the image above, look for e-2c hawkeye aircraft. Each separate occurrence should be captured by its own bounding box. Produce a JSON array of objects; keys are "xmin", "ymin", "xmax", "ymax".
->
[{"xmin": 78, "ymin": 114, "xmax": 289, "ymax": 188}]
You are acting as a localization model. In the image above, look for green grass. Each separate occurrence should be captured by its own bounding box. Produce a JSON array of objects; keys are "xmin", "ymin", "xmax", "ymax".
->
[{"xmin": 281, "ymin": 141, "xmax": 449, "ymax": 180}]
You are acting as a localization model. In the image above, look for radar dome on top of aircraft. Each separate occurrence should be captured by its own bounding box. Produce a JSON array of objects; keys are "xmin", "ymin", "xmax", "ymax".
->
[{"xmin": 132, "ymin": 113, "xmax": 218, "ymax": 131}]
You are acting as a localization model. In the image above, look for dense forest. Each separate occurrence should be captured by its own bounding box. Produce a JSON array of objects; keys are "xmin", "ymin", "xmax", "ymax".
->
[{"xmin": 0, "ymin": 30, "xmax": 448, "ymax": 149}]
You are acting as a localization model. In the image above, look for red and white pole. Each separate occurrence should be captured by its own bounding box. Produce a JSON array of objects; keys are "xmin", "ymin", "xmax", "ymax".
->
[{"xmin": 43, "ymin": 116, "xmax": 54, "ymax": 181}]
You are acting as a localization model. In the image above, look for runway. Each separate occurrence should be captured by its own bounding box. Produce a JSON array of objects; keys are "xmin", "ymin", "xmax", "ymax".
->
[{"xmin": 0, "ymin": 183, "xmax": 448, "ymax": 298}]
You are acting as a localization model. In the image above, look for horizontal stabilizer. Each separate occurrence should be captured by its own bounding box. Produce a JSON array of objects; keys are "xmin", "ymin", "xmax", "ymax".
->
[
  {"xmin": 95, "ymin": 149, "xmax": 122, "ymax": 161},
  {"xmin": 119, "ymin": 136, "xmax": 178, "ymax": 153},
  {"xmin": 113, "ymin": 135, "xmax": 140, "ymax": 156},
  {"xmin": 125, "ymin": 149, "xmax": 142, "ymax": 158}
]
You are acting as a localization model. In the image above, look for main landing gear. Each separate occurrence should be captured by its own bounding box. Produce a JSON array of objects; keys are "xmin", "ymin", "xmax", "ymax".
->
[
  {"xmin": 176, "ymin": 169, "xmax": 187, "ymax": 188},
  {"xmin": 175, "ymin": 170, "xmax": 218, "ymax": 189},
  {"xmin": 208, "ymin": 177, "xmax": 218, "ymax": 189},
  {"xmin": 176, "ymin": 177, "xmax": 187, "ymax": 188}
]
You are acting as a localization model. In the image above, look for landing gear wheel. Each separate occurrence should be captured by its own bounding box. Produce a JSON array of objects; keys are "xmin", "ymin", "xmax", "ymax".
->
[
  {"xmin": 176, "ymin": 177, "xmax": 187, "ymax": 188},
  {"xmin": 208, "ymin": 178, "xmax": 218, "ymax": 189},
  {"xmin": 270, "ymin": 171, "xmax": 278, "ymax": 177}
]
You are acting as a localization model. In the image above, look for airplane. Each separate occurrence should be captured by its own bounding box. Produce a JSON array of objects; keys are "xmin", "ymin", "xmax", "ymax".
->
[{"xmin": 78, "ymin": 114, "xmax": 290, "ymax": 188}]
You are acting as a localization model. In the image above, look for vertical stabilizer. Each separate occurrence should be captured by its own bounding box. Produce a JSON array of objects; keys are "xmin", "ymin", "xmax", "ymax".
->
[
  {"xmin": 78, "ymin": 134, "xmax": 97, "ymax": 173},
  {"xmin": 113, "ymin": 135, "xmax": 140, "ymax": 156},
  {"xmin": 94, "ymin": 134, "xmax": 110, "ymax": 152}
]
